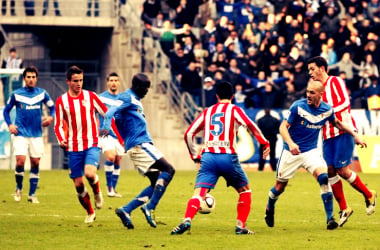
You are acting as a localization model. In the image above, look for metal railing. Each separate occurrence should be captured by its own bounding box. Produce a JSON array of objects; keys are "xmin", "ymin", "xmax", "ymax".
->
[{"xmin": 0, "ymin": 0, "xmax": 119, "ymax": 18}]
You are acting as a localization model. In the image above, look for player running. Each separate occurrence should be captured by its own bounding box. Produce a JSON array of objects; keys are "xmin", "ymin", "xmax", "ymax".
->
[
  {"xmin": 101, "ymin": 73, "xmax": 175, "ymax": 229},
  {"xmin": 3, "ymin": 66, "xmax": 55, "ymax": 204},
  {"xmin": 54, "ymin": 66, "xmax": 121, "ymax": 223},
  {"xmin": 171, "ymin": 81, "xmax": 270, "ymax": 235},
  {"xmin": 98, "ymin": 72, "xmax": 124, "ymax": 197}
]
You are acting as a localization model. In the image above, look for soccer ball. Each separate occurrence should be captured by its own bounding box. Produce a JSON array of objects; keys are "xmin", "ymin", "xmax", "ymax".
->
[{"xmin": 199, "ymin": 193, "xmax": 216, "ymax": 214}]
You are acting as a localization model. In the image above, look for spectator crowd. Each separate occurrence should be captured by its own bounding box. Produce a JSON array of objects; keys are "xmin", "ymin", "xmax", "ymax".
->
[{"xmin": 141, "ymin": 0, "xmax": 380, "ymax": 110}]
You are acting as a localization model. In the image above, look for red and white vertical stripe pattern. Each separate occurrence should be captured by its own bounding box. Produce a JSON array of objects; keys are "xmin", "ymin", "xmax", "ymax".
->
[
  {"xmin": 55, "ymin": 90, "xmax": 107, "ymax": 152},
  {"xmin": 184, "ymin": 102, "xmax": 268, "ymax": 160},
  {"xmin": 322, "ymin": 76, "xmax": 357, "ymax": 140}
]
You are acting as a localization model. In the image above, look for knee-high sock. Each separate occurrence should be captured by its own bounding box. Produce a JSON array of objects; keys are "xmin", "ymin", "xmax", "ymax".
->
[
  {"xmin": 87, "ymin": 174, "xmax": 100, "ymax": 195},
  {"xmin": 29, "ymin": 167, "xmax": 40, "ymax": 196},
  {"xmin": 122, "ymin": 186, "xmax": 154, "ymax": 214},
  {"xmin": 266, "ymin": 186, "xmax": 283, "ymax": 213},
  {"xmin": 15, "ymin": 167, "xmax": 24, "ymax": 190},
  {"xmin": 184, "ymin": 196, "xmax": 201, "ymax": 220},
  {"xmin": 112, "ymin": 164, "xmax": 121, "ymax": 190},
  {"xmin": 146, "ymin": 172, "xmax": 173, "ymax": 210},
  {"xmin": 319, "ymin": 174, "xmax": 334, "ymax": 221},
  {"xmin": 347, "ymin": 172, "xmax": 372, "ymax": 199},
  {"xmin": 329, "ymin": 175, "xmax": 347, "ymax": 210},
  {"xmin": 78, "ymin": 188, "xmax": 94, "ymax": 215},
  {"xmin": 104, "ymin": 160, "xmax": 114, "ymax": 191},
  {"xmin": 237, "ymin": 190, "xmax": 251, "ymax": 228}
]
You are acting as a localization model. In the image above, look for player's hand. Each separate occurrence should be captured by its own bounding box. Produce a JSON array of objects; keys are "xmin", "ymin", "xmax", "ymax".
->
[
  {"xmin": 262, "ymin": 143, "xmax": 270, "ymax": 159},
  {"xmin": 8, "ymin": 124, "xmax": 18, "ymax": 135},
  {"xmin": 41, "ymin": 116, "xmax": 54, "ymax": 127},
  {"xmin": 99, "ymin": 129, "xmax": 109, "ymax": 137},
  {"xmin": 288, "ymin": 142, "xmax": 300, "ymax": 155},
  {"xmin": 59, "ymin": 140, "xmax": 68, "ymax": 149},
  {"xmin": 354, "ymin": 135, "xmax": 367, "ymax": 148}
]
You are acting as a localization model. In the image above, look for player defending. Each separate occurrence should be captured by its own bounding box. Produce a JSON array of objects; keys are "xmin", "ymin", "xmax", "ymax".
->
[
  {"xmin": 99, "ymin": 72, "xmax": 124, "ymax": 197},
  {"xmin": 54, "ymin": 66, "xmax": 121, "ymax": 223},
  {"xmin": 308, "ymin": 56, "xmax": 377, "ymax": 226},
  {"xmin": 171, "ymin": 81, "xmax": 270, "ymax": 235},
  {"xmin": 264, "ymin": 80, "xmax": 367, "ymax": 230},
  {"xmin": 100, "ymin": 73, "xmax": 175, "ymax": 229},
  {"xmin": 3, "ymin": 66, "xmax": 55, "ymax": 203}
]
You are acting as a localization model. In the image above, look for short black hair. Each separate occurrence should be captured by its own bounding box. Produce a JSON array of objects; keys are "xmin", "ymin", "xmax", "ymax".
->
[
  {"xmin": 107, "ymin": 72, "xmax": 119, "ymax": 81},
  {"xmin": 132, "ymin": 73, "xmax": 150, "ymax": 88},
  {"xmin": 66, "ymin": 66, "xmax": 83, "ymax": 81},
  {"xmin": 9, "ymin": 47, "xmax": 16, "ymax": 53},
  {"xmin": 215, "ymin": 81, "xmax": 234, "ymax": 99},
  {"xmin": 23, "ymin": 66, "xmax": 38, "ymax": 78},
  {"xmin": 307, "ymin": 56, "xmax": 328, "ymax": 71}
]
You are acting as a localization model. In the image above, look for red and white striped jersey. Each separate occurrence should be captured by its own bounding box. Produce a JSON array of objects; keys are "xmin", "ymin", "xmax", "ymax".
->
[
  {"xmin": 55, "ymin": 90, "xmax": 119, "ymax": 152},
  {"xmin": 184, "ymin": 102, "xmax": 269, "ymax": 160},
  {"xmin": 322, "ymin": 75, "xmax": 357, "ymax": 140}
]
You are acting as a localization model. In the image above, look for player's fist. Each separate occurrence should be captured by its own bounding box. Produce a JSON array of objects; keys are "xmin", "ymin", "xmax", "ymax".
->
[{"xmin": 41, "ymin": 116, "xmax": 53, "ymax": 127}]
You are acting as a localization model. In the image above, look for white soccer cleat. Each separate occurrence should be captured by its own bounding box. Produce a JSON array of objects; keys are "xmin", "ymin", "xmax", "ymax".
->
[
  {"xmin": 94, "ymin": 192, "xmax": 104, "ymax": 209},
  {"xmin": 107, "ymin": 188, "xmax": 115, "ymax": 197},
  {"xmin": 113, "ymin": 191, "xmax": 122, "ymax": 198},
  {"xmin": 14, "ymin": 189, "xmax": 22, "ymax": 202},
  {"xmin": 27, "ymin": 196, "xmax": 40, "ymax": 204},
  {"xmin": 84, "ymin": 213, "xmax": 96, "ymax": 223}
]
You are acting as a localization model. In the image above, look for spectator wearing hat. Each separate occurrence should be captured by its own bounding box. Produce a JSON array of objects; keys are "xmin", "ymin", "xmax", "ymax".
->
[{"xmin": 203, "ymin": 76, "xmax": 217, "ymax": 107}]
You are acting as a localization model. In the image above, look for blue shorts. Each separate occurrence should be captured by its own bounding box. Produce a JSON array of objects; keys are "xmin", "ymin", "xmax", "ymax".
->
[
  {"xmin": 67, "ymin": 147, "xmax": 101, "ymax": 178},
  {"xmin": 323, "ymin": 133, "xmax": 354, "ymax": 169},
  {"xmin": 195, "ymin": 153, "xmax": 249, "ymax": 190}
]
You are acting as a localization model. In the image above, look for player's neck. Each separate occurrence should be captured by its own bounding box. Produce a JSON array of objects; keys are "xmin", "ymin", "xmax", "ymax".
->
[
  {"xmin": 219, "ymin": 99, "xmax": 231, "ymax": 104},
  {"xmin": 68, "ymin": 89, "xmax": 82, "ymax": 97}
]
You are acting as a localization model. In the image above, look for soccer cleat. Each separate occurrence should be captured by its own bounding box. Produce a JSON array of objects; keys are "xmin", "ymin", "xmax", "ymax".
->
[
  {"xmin": 365, "ymin": 190, "xmax": 377, "ymax": 215},
  {"xmin": 140, "ymin": 204, "xmax": 157, "ymax": 228},
  {"xmin": 27, "ymin": 196, "xmax": 40, "ymax": 204},
  {"xmin": 264, "ymin": 207, "xmax": 274, "ymax": 227},
  {"xmin": 113, "ymin": 191, "xmax": 122, "ymax": 198},
  {"xmin": 326, "ymin": 217, "xmax": 338, "ymax": 230},
  {"xmin": 14, "ymin": 189, "xmax": 22, "ymax": 202},
  {"xmin": 170, "ymin": 221, "xmax": 191, "ymax": 235},
  {"xmin": 235, "ymin": 226, "xmax": 255, "ymax": 235},
  {"xmin": 107, "ymin": 189, "xmax": 115, "ymax": 197},
  {"xmin": 94, "ymin": 192, "xmax": 104, "ymax": 209},
  {"xmin": 339, "ymin": 207, "xmax": 353, "ymax": 227},
  {"xmin": 115, "ymin": 208, "xmax": 134, "ymax": 229},
  {"xmin": 84, "ymin": 213, "xmax": 96, "ymax": 223}
]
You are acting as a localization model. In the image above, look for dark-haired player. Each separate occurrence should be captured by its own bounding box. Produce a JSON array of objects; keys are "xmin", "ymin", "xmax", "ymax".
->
[
  {"xmin": 101, "ymin": 73, "xmax": 176, "ymax": 229},
  {"xmin": 3, "ymin": 66, "xmax": 54, "ymax": 204},
  {"xmin": 171, "ymin": 81, "xmax": 270, "ymax": 235}
]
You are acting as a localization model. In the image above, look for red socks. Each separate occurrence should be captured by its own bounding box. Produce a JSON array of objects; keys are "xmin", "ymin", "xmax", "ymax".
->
[
  {"xmin": 237, "ymin": 191, "xmax": 251, "ymax": 228},
  {"xmin": 78, "ymin": 191, "xmax": 94, "ymax": 215},
  {"xmin": 184, "ymin": 197, "xmax": 201, "ymax": 220}
]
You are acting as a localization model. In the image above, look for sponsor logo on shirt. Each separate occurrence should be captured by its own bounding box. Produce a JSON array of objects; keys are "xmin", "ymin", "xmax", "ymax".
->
[{"xmin": 26, "ymin": 104, "xmax": 41, "ymax": 110}]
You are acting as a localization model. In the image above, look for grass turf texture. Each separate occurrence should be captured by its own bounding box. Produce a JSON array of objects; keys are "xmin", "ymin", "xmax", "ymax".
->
[{"xmin": 0, "ymin": 169, "xmax": 379, "ymax": 249}]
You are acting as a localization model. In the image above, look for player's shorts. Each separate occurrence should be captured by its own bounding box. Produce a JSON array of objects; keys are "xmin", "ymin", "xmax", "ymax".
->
[
  {"xmin": 276, "ymin": 148, "xmax": 327, "ymax": 182},
  {"xmin": 98, "ymin": 135, "xmax": 125, "ymax": 155},
  {"xmin": 67, "ymin": 147, "xmax": 101, "ymax": 179},
  {"xmin": 195, "ymin": 152, "xmax": 249, "ymax": 190},
  {"xmin": 323, "ymin": 133, "xmax": 354, "ymax": 169},
  {"xmin": 127, "ymin": 142, "xmax": 163, "ymax": 176},
  {"xmin": 13, "ymin": 136, "xmax": 44, "ymax": 158}
]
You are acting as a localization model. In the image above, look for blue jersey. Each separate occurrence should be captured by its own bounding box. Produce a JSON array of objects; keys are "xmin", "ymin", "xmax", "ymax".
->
[
  {"xmin": 99, "ymin": 91, "xmax": 120, "ymax": 138},
  {"xmin": 285, "ymin": 99, "xmax": 335, "ymax": 153},
  {"xmin": 102, "ymin": 89, "xmax": 152, "ymax": 151},
  {"xmin": 3, "ymin": 86, "xmax": 55, "ymax": 137}
]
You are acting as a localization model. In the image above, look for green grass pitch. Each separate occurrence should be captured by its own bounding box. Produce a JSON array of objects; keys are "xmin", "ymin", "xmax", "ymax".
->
[{"xmin": 0, "ymin": 169, "xmax": 379, "ymax": 249}]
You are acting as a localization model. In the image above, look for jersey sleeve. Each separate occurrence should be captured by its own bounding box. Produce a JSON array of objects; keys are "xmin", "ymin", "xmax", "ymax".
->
[
  {"xmin": 331, "ymin": 77, "xmax": 351, "ymax": 113},
  {"xmin": 43, "ymin": 90, "xmax": 55, "ymax": 117},
  {"xmin": 3, "ymin": 93, "xmax": 16, "ymax": 126},
  {"xmin": 54, "ymin": 97, "xmax": 66, "ymax": 144},
  {"xmin": 234, "ymin": 107, "xmax": 269, "ymax": 146},
  {"xmin": 184, "ymin": 110, "xmax": 206, "ymax": 160}
]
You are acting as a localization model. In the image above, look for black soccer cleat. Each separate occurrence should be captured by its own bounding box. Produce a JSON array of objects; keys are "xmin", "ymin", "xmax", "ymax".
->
[{"xmin": 265, "ymin": 207, "xmax": 274, "ymax": 227}]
